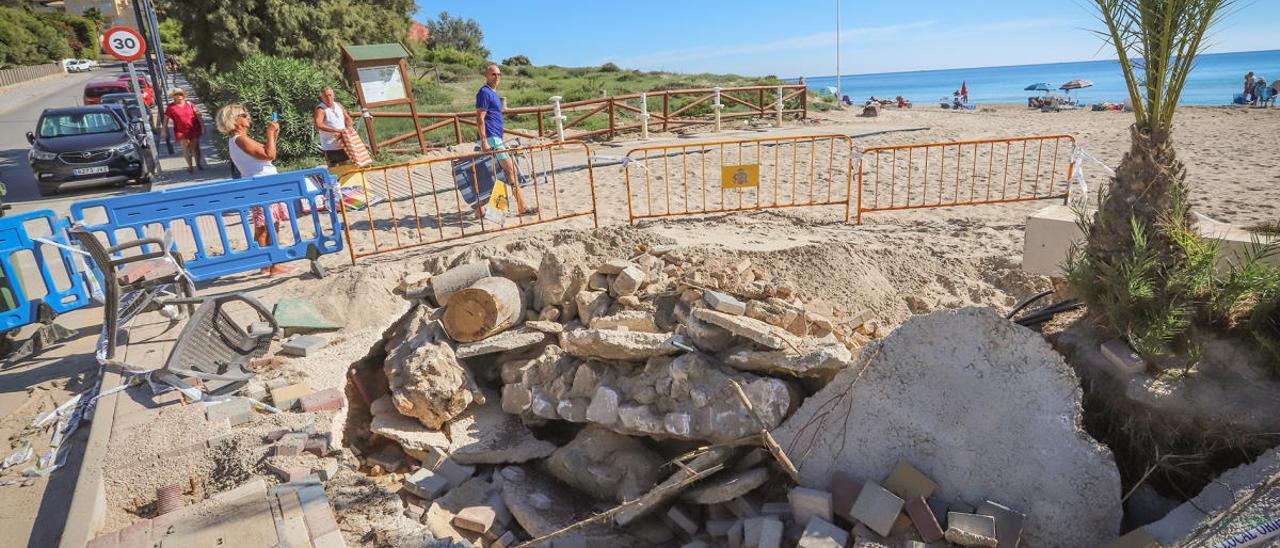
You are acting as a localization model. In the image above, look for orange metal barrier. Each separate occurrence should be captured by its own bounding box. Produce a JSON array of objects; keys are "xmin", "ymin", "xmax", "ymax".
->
[
  {"xmin": 338, "ymin": 141, "xmax": 598, "ymax": 262},
  {"xmin": 851, "ymin": 134, "xmax": 1076, "ymax": 223},
  {"xmin": 623, "ymin": 135, "xmax": 855, "ymax": 224}
]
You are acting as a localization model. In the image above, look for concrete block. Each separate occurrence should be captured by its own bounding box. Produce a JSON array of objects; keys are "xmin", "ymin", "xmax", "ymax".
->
[
  {"xmin": 742, "ymin": 516, "xmax": 764, "ymax": 547},
  {"xmin": 927, "ymin": 498, "xmax": 950, "ymax": 529},
  {"xmin": 798, "ymin": 517, "xmax": 849, "ymax": 548},
  {"xmin": 760, "ymin": 502, "xmax": 791, "ymax": 519},
  {"xmin": 725, "ymin": 496, "xmax": 759, "ymax": 518},
  {"xmin": 316, "ymin": 458, "xmax": 340, "ymax": 481},
  {"xmin": 303, "ymin": 500, "xmax": 339, "ymax": 538},
  {"xmin": 1100, "ymin": 339, "xmax": 1147, "ymax": 377},
  {"xmin": 830, "ymin": 471, "xmax": 863, "ymax": 521},
  {"xmin": 281, "ymin": 335, "xmax": 327, "ymax": 357},
  {"xmin": 667, "ymin": 506, "xmax": 700, "ymax": 536},
  {"xmin": 788, "ymin": 486, "xmax": 833, "ymax": 528},
  {"xmin": 758, "ymin": 516, "xmax": 783, "ymax": 548},
  {"xmin": 728, "ymin": 520, "xmax": 745, "ymax": 548},
  {"xmin": 848, "ymin": 481, "xmax": 904, "ymax": 538},
  {"xmin": 585, "ymin": 386, "xmax": 620, "ymax": 425},
  {"xmin": 269, "ymin": 382, "xmax": 313, "ymax": 411},
  {"xmin": 945, "ymin": 512, "xmax": 997, "ymax": 548},
  {"xmin": 204, "ymin": 398, "xmax": 254, "ymax": 426},
  {"xmin": 904, "ymin": 496, "xmax": 945, "ymax": 543},
  {"xmin": 705, "ymin": 290, "xmax": 747, "ymax": 315},
  {"xmin": 977, "ymin": 500, "xmax": 1026, "ymax": 548},
  {"xmin": 304, "ymin": 435, "xmax": 330, "ymax": 457},
  {"xmin": 299, "ymin": 388, "xmax": 344, "ymax": 412},
  {"xmin": 435, "ymin": 458, "xmax": 476, "ymax": 490},
  {"xmin": 311, "ymin": 531, "xmax": 346, "ymax": 548},
  {"xmin": 275, "ymin": 516, "xmax": 310, "ymax": 547},
  {"xmin": 454, "ymin": 505, "xmax": 497, "ymax": 534},
  {"xmin": 267, "ymin": 463, "xmax": 313, "ymax": 483},
  {"xmin": 403, "ymin": 468, "xmax": 450, "ymax": 500},
  {"xmin": 882, "ymin": 460, "xmax": 937, "ymax": 500},
  {"xmin": 493, "ymin": 530, "xmax": 519, "ymax": 548},
  {"xmin": 707, "ymin": 518, "xmax": 737, "ymax": 536}
]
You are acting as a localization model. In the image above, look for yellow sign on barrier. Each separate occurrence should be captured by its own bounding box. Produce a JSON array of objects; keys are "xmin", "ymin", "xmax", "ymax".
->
[{"xmin": 722, "ymin": 164, "xmax": 760, "ymax": 189}]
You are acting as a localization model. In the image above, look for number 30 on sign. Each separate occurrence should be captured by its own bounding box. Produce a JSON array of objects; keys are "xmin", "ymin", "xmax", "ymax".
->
[{"xmin": 102, "ymin": 27, "xmax": 146, "ymax": 62}]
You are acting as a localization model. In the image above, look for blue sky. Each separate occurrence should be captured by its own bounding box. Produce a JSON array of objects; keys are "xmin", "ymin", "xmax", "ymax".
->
[{"xmin": 413, "ymin": 1, "xmax": 1278, "ymax": 77}]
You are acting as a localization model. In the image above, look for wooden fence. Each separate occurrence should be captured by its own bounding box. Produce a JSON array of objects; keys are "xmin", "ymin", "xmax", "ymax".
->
[
  {"xmin": 0, "ymin": 63, "xmax": 63, "ymax": 88},
  {"xmin": 368, "ymin": 84, "xmax": 808, "ymax": 153}
]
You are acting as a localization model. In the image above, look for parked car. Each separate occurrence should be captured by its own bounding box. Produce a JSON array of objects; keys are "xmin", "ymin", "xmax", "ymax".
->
[
  {"xmin": 83, "ymin": 80, "xmax": 131, "ymax": 105},
  {"xmin": 26, "ymin": 105, "xmax": 156, "ymax": 196},
  {"xmin": 98, "ymin": 92, "xmax": 152, "ymax": 128},
  {"xmin": 113, "ymin": 76, "xmax": 156, "ymax": 106},
  {"xmin": 63, "ymin": 59, "xmax": 92, "ymax": 73}
]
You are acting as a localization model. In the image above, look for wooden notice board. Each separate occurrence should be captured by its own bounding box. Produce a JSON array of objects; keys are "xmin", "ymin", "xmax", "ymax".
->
[{"xmin": 342, "ymin": 43, "xmax": 425, "ymax": 154}]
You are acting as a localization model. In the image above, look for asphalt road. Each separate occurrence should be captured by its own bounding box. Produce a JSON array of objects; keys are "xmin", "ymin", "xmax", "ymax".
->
[{"xmin": 1, "ymin": 67, "xmax": 230, "ymax": 217}]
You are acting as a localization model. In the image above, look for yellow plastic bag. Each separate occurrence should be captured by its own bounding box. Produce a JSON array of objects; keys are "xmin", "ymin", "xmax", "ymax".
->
[{"xmin": 484, "ymin": 182, "xmax": 511, "ymax": 226}]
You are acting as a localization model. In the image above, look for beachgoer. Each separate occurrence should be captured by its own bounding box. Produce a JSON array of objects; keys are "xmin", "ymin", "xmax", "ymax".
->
[
  {"xmin": 164, "ymin": 89, "xmax": 204, "ymax": 173},
  {"xmin": 896, "ymin": 96, "xmax": 909, "ymax": 109},
  {"xmin": 475, "ymin": 64, "xmax": 535, "ymax": 217},
  {"xmin": 1245, "ymin": 71, "xmax": 1255, "ymax": 104},
  {"xmin": 216, "ymin": 103, "xmax": 295, "ymax": 276},
  {"xmin": 314, "ymin": 87, "xmax": 355, "ymax": 168}
]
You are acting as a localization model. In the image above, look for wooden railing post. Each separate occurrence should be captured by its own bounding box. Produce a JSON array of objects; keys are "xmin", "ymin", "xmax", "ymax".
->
[
  {"xmin": 608, "ymin": 97, "xmax": 616, "ymax": 140},
  {"xmin": 801, "ymin": 85, "xmax": 808, "ymax": 121},
  {"xmin": 537, "ymin": 107, "xmax": 545, "ymax": 138},
  {"xmin": 454, "ymin": 115, "xmax": 463, "ymax": 145},
  {"xmin": 759, "ymin": 89, "xmax": 765, "ymax": 116},
  {"xmin": 662, "ymin": 92, "xmax": 669, "ymax": 133}
]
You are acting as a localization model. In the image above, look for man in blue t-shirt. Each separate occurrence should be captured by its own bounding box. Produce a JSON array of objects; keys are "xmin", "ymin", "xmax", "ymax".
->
[{"xmin": 476, "ymin": 64, "xmax": 534, "ymax": 216}]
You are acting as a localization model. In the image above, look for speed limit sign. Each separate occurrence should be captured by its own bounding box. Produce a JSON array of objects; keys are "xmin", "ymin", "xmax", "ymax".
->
[{"xmin": 102, "ymin": 27, "xmax": 146, "ymax": 62}]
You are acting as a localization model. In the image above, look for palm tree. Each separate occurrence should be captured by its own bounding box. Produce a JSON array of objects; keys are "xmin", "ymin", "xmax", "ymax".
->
[{"xmin": 1070, "ymin": 0, "xmax": 1234, "ymax": 357}]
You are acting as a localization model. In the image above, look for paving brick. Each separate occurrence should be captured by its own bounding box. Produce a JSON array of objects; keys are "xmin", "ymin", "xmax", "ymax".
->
[
  {"xmin": 904, "ymin": 496, "xmax": 945, "ymax": 543},
  {"xmin": 848, "ymin": 481, "xmax": 904, "ymax": 538},
  {"xmin": 270, "ymin": 382, "xmax": 313, "ymax": 410},
  {"xmin": 977, "ymin": 499, "xmax": 1026, "ymax": 548},
  {"xmin": 667, "ymin": 506, "xmax": 701, "ymax": 536},
  {"xmin": 204, "ymin": 398, "xmax": 254, "ymax": 426},
  {"xmin": 758, "ymin": 516, "xmax": 783, "ymax": 548},
  {"xmin": 788, "ymin": 487, "xmax": 833, "ymax": 528},
  {"xmin": 281, "ymin": 335, "xmax": 327, "ymax": 357},
  {"xmin": 274, "ymin": 432, "xmax": 308, "ymax": 456},
  {"xmin": 1101, "ymin": 339, "xmax": 1146, "ymax": 377},
  {"xmin": 882, "ymin": 460, "xmax": 937, "ymax": 500},
  {"xmin": 266, "ymin": 462, "xmax": 313, "ymax": 483},
  {"xmin": 945, "ymin": 512, "xmax": 997, "ymax": 548},
  {"xmin": 759, "ymin": 502, "xmax": 791, "ymax": 519},
  {"xmin": 927, "ymin": 498, "xmax": 950, "ymax": 529},
  {"xmin": 299, "ymin": 388, "xmax": 344, "ymax": 412},
  {"xmin": 364, "ymin": 446, "xmax": 406, "ymax": 474},
  {"xmin": 798, "ymin": 517, "xmax": 849, "ymax": 548},
  {"xmin": 742, "ymin": 516, "xmax": 765, "ymax": 547},
  {"xmin": 116, "ymin": 517, "xmax": 152, "ymax": 547},
  {"xmin": 311, "ymin": 531, "xmax": 347, "ymax": 548},
  {"xmin": 316, "ymin": 458, "xmax": 340, "ymax": 481},
  {"xmin": 276, "ymin": 516, "xmax": 310, "ymax": 547},
  {"xmin": 303, "ymin": 501, "xmax": 339, "ymax": 538},
  {"xmin": 725, "ymin": 497, "xmax": 759, "ymax": 518},
  {"xmin": 830, "ymin": 471, "xmax": 863, "ymax": 522},
  {"xmin": 454, "ymin": 505, "xmax": 497, "ymax": 534},
  {"xmin": 403, "ymin": 468, "xmax": 449, "ymax": 500}
]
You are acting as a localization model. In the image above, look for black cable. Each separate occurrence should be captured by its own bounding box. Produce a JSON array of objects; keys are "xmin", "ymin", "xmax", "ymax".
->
[{"xmin": 1007, "ymin": 289, "xmax": 1055, "ymax": 320}]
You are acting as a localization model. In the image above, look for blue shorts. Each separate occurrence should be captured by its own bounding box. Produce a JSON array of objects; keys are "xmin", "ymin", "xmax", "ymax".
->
[{"xmin": 482, "ymin": 136, "xmax": 510, "ymax": 161}]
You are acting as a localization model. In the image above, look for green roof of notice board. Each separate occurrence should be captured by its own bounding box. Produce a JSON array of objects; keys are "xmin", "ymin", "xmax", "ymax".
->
[{"xmin": 342, "ymin": 43, "xmax": 410, "ymax": 62}]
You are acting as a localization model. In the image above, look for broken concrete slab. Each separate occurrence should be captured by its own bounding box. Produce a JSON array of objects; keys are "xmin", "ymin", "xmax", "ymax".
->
[
  {"xmin": 945, "ymin": 512, "xmax": 997, "ymax": 547},
  {"xmin": 774, "ymin": 308, "xmax": 1123, "ymax": 547},
  {"xmin": 692, "ymin": 308, "xmax": 800, "ymax": 350},
  {"xmin": 454, "ymin": 328, "xmax": 549, "ymax": 360},
  {"xmin": 545, "ymin": 425, "xmax": 665, "ymax": 503},
  {"xmin": 447, "ymin": 388, "xmax": 556, "ymax": 465},
  {"xmin": 383, "ymin": 306, "xmax": 479, "ymax": 429},
  {"xmin": 615, "ymin": 447, "xmax": 737, "ymax": 526},
  {"xmin": 501, "ymin": 465, "xmax": 654, "ymax": 547},
  {"xmin": 705, "ymin": 290, "xmax": 747, "ymax": 315},
  {"xmin": 722, "ymin": 340, "xmax": 852, "ymax": 379},
  {"xmin": 369, "ymin": 395, "xmax": 450, "ymax": 467},
  {"xmin": 1142, "ymin": 447, "xmax": 1280, "ymax": 547},
  {"xmin": 559, "ymin": 328, "xmax": 682, "ymax": 361},
  {"xmin": 682, "ymin": 467, "xmax": 769, "ymax": 505}
]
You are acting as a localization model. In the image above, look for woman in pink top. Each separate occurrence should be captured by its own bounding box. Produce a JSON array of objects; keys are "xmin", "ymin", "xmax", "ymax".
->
[{"xmin": 164, "ymin": 89, "xmax": 204, "ymax": 173}]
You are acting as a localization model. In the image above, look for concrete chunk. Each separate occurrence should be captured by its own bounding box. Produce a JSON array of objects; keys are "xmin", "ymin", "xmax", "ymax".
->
[
  {"xmin": 585, "ymin": 386, "xmax": 620, "ymax": 425},
  {"xmin": 453, "ymin": 505, "xmax": 497, "ymax": 534},
  {"xmin": 204, "ymin": 398, "xmax": 253, "ymax": 426},
  {"xmin": 591, "ymin": 310, "xmax": 660, "ymax": 333},
  {"xmin": 560, "ymin": 329, "xmax": 682, "ymax": 361},
  {"xmin": 692, "ymin": 308, "xmax": 799, "ymax": 350},
  {"xmin": 455, "ymin": 329, "xmax": 548, "ymax": 359},
  {"xmin": 705, "ymin": 291, "xmax": 747, "ymax": 315},
  {"xmin": 404, "ymin": 468, "xmax": 450, "ymax": 500},
  {"xmin": 281, "ymin": 335, "xmax": 327, "ymax": 357},
  {"xmin": 611, "ymin": 265, "xmax": 646, "ymax": 296}
]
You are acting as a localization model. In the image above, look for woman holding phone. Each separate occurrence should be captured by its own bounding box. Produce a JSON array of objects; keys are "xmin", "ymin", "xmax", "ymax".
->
[{"xmin": 215, "ymin": 103, "xmax": 296, "ymax": 276}]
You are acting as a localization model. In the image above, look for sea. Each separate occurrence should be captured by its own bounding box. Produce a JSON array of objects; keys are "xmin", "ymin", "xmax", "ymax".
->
[{"xmin": 798, "ymin": 49, "xmax": 1280, "ymax": 106}]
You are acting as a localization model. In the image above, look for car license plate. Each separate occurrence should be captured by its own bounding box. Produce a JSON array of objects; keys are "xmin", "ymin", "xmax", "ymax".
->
[{"xmin": 73, "ymin": 166, "xmax": 109, "ymax": 176}]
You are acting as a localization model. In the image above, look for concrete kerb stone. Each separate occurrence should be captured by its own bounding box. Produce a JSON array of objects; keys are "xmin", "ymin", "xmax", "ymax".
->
[{"xmin": 59, "ymin": 363, "xmax": 127, "ymax": 548}]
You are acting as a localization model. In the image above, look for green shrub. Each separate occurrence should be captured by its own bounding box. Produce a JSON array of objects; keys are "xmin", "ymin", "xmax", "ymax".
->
[
  {"xmin": 502, "ymin": 55, "xmax": 531, "ymax": 66},
  {"xmin": 0, "ymin": 7, "xmax": 72, "ymax": 66},
  {"xmin": 420, "ymin": 47, "xmax": 489, "ymax": 69},
  {"xmin": 203, "ymin": 54, "xmax": 354, "ymax": 166},
  {"xmin": 600, "ymin": 62, "xmax": 620, "ymax": 72}
]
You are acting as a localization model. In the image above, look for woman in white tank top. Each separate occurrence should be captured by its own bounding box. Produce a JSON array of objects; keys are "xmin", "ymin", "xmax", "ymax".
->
[{"xmin": 215, "ymin": 103, "xmax": 295, "ymax": 276}]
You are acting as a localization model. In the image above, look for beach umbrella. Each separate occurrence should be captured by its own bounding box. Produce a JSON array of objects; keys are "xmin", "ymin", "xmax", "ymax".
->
[
  {"xmin": 1025, "ymin": 83, "xmax": 1053, "ymax": 93},
  {"xmin": 1060, "ymin": 79, "xmax": 1094, "ymax": 91},
  {"xmin": 961, "ymin": 81, "xmax": 968, "ymax": 97}
]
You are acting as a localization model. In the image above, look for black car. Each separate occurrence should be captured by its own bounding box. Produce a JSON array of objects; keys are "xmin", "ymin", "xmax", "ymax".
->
[{"xmin": 26, "ymin": 105, "xmax": 156, "ymax": 196}]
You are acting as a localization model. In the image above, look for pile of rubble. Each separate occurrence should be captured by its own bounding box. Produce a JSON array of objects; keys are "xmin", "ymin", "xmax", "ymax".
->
[{"xmin": 340, "ymin": 245, "xmax": 1122, "ymax": 547}]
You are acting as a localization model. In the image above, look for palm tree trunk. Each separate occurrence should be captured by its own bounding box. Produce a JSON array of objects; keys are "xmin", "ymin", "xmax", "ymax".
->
[{"xmin": 1085, "ymin": 124, "xmax": 1192, "ymax": 269}]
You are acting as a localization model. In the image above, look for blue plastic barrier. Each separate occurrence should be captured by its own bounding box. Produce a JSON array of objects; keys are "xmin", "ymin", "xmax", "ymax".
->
[
  {"xmin": 68, "ymin": 168, "xmax": 345, "ymax": 282},
  {"xmin": 0, "ymin": 210, "xmax": 91, "ymax": 332}
]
